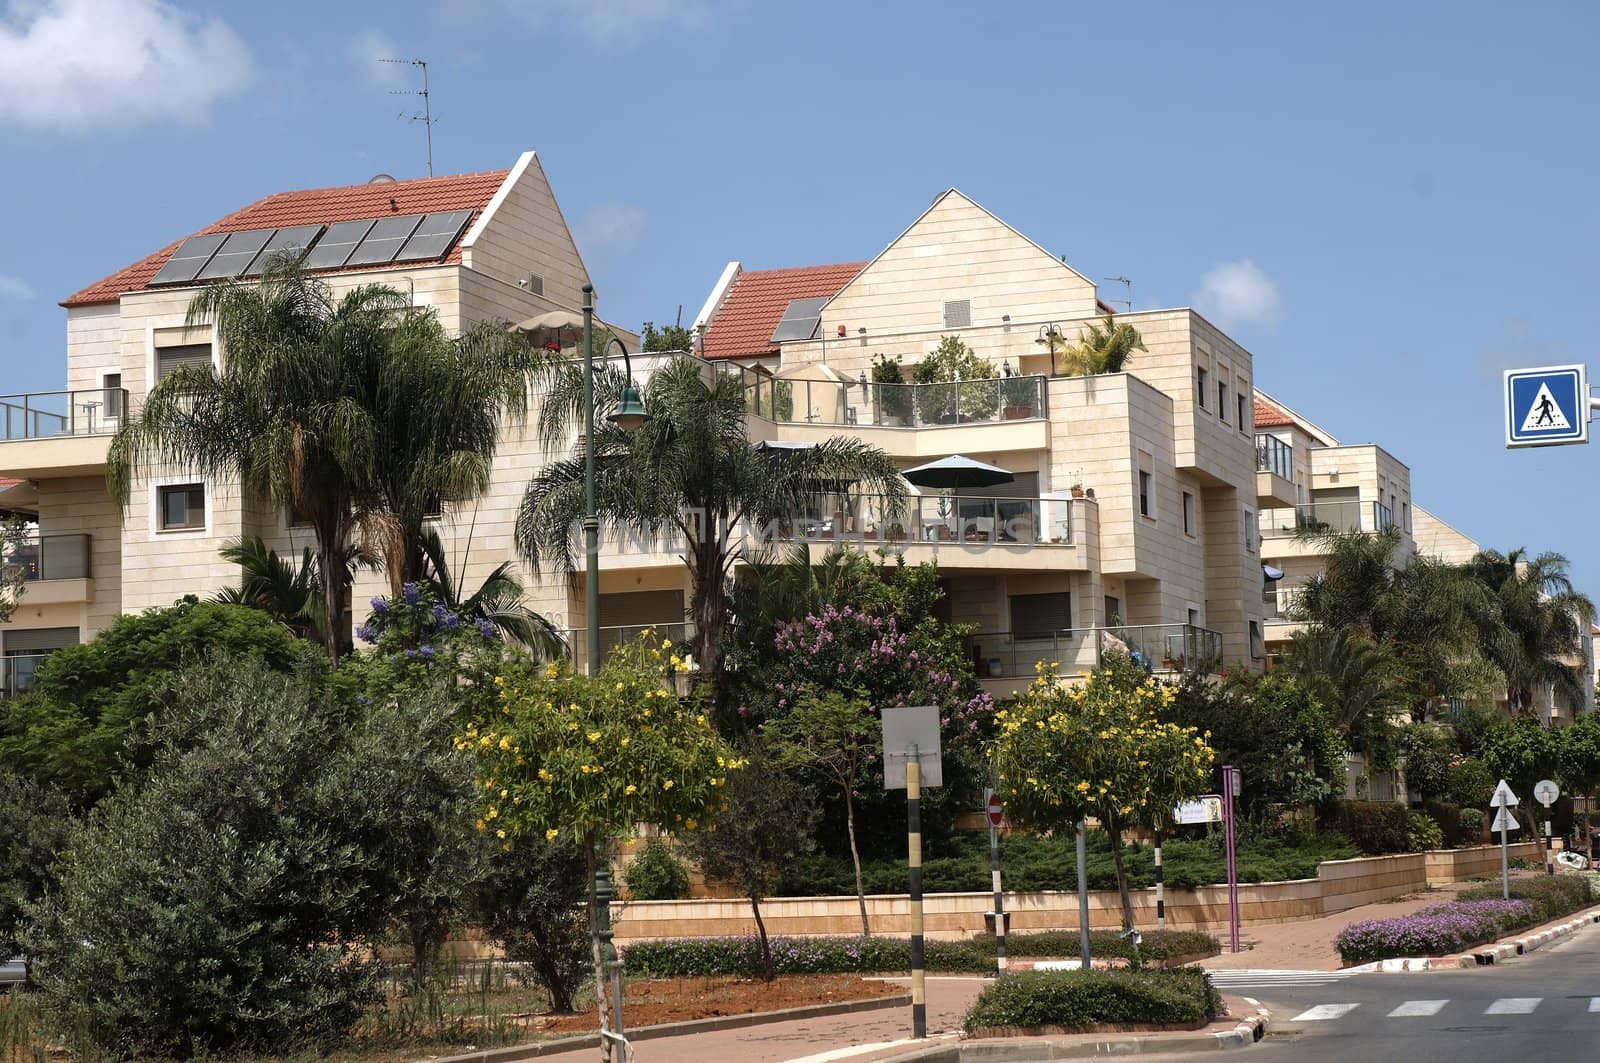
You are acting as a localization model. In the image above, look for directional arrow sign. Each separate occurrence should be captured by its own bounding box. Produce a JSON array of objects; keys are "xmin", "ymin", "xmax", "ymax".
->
[
  {"xmin": 1490, "ymin": 779, "xmax": 1519, "ymax": 808},
  {"xmin": 1492, "ymin": 806, "xmax": 1521, "ymax": 833}
]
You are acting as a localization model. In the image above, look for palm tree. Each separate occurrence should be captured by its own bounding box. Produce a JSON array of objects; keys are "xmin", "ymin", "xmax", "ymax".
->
[
  {"xmin": 1466, "ymin": 548, "xmax": 1596, "ymax": 715},
  {"xmin": 1277, "ymin": 626, "xmax": 1406, "ymax": 759},
  {"xmin": 212, "ymin": 536, "xmax": 323, "ymax": 642},
  {"xmin": 108, "ymin": 259, "xmax": 402, "ymax": 663},
  {"xmin": 1041, "ymin": 315, "xmax": 1145, "ymax": 376},
  {"xmin": 516, "ymin": 356, "xmax": 906, "ymax": 706},
  {"xmin": 415, "ymin": 528, "xmax": 564, "ymax": 658}
]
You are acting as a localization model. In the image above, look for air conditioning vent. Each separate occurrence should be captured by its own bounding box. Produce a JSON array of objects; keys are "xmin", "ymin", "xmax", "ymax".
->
[
  {"xmin": 942, "ymin": 299, "xmax": 971, "ymax": 329},
  {"xmin": 528, "ymin": 273, "xmax": 545, "ymax": 296}
]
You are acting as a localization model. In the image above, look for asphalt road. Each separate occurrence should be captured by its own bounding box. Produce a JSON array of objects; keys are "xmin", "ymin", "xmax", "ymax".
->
[{"xmin": 1162, "ymin": 922, "xmax": 1600, "ymax": 1063}]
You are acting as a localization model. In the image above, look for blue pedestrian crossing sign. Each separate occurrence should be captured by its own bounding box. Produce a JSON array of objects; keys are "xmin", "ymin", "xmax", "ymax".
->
[{"xmin": 1505, "ymin": 364, "xmax": 1588, "ymax": 448}]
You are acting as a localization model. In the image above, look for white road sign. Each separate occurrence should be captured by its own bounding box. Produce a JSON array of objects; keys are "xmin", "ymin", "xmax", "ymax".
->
[
  {"xmin": 1173, "ymin": 796, "xmax": 1224, "ymax": 825},
  {"xmin": 1490, "ymin": 780, "xmax": 1519, "ymax": 808},
  {"xmin": 1491, "ymin": 806, "xmax": 1521, "ymax": 834},
  {"xmin": 1534, "ymin": 779, "xmax": 1560, "ymax": 807}
]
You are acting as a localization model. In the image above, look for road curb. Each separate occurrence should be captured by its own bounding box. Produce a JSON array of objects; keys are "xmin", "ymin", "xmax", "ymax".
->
[
  {"xmin": 1341, "ymin": 906, "xmax": 1600, "ymax": 973},
  {"xmin": 426, "ymin": 993, "xmax": 911, "ymax": 1063}
]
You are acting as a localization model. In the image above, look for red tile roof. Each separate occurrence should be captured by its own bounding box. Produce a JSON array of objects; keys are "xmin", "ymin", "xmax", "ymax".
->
[
  {"xmin": 700, "ymin": 262, "xmax": 866, "ymax": 361},
  {"xmin": 62, "ymin": 169, "xmax": 511, "ymax": 308},
  {"xmin": 1253, "ymin": 396, "xmax": 1294, "ymax": 428}
]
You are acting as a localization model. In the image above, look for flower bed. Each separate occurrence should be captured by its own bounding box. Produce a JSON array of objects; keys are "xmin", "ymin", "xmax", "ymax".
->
[
  {"xmin": 963, "ymin": 969, "xmax": 1221, "ymax": 1034},
  {"xmin": 622, "ymin": 930, "xmax": 1219, "ymax": 978},
  {"xmin": 1335, "ymin": 875, "xmax": 1594, "ymax": 965}
]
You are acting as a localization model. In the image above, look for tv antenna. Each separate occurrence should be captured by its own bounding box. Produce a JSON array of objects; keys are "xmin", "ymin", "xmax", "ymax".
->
[
  {"xmin": 1103, "ymin": 276, "xmax": 1133, "ymax": 312},
  {"xmin": 381, "ymin": 57, "xmax": 435, "ymax": 177}
]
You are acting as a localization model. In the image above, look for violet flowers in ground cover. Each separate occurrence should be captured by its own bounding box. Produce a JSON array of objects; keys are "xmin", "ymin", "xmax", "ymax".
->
[{"xmin": 1334, "ymin": 898, "xmax": 1533, "ymax": 965}]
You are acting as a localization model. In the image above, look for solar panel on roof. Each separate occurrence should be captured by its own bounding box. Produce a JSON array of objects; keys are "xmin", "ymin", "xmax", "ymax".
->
[
  {"xmin": 150, "ymin": 233, "xmax": 229, "ymax": 286},
  {"xmin": 243, "ymin": 224, "xmax": 326, "ymax": 276},
  {"xmin": 301, "ymin": 219, "xmax": 376, "ymax": 270},
  {"xmin": 769, "ymin": 297, "xmax": 828, "ymax": 343},
  {"xmin": 344, "ymin": 214, "xmax": 426, "ymax": 267},
  {"xmin": 395, "ymin": 210, "xmax": 474, "ymax": 262},
  {"xmin": 195, "ymin": 229, "xmax": 275, "ymax": 281}
]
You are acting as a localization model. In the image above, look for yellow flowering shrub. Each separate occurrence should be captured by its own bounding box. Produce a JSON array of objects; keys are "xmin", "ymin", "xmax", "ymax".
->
[
  {"xmin": 990, "ymin": 654, "xmax": 1214, "ymax": 838},
  {"xmin": 459, "ymin": 633, "xmax": 741, "ymax": 849}
]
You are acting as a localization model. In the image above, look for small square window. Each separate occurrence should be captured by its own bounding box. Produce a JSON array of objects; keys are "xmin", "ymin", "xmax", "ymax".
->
[
  {"xmin": 1138, "ymin": 470, "xmax": 1153, "ymax": 518},
  {"xmin": 1183, "ymin": 491, "xmax": 1196, "ymax": 536},
  {"xmin": 159, "ymin": 484, "xmax": 205, "ymax": 531}
]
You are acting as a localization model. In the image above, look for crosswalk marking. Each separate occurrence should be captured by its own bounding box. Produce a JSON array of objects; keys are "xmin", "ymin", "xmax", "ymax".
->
[
  {"xmin": 1206, "ymin": 969, "xmax": 1356, "ymax": 989},
  {"xmin": 1485, "ymin": 998, "xmax": 1542, "ymax": 1015},
  {"xmin": 1291, "ymin": 1003, "xmax": 1361, "ymax": 1022},
  {"xmin": 1590, "ymin": 997, "xmax": 1600, "ymax": 1013},
  {"xmin": 1387, "ymin": 1000, "xmax": 1449, "ymax": 1017}
]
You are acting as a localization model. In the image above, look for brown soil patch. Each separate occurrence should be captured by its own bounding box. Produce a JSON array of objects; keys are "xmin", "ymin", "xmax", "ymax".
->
[{"xmin": 529, "ymin": 974, "xmax": 901, "ymax": 1033}]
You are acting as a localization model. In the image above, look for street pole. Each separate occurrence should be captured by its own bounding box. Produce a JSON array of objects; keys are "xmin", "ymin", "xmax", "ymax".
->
[
  {"xmin": 1546, "ymin": 813, "xmax": 1554, "ymax": 876},
  {"xmin": 581, "ymin": 283, "xmax": 600, "ymax": 679},
  {"xmin": 1075, "ymin": 820, "xmax": 1091, "ymax": 968},
  {"xmin": 907, "ymin": 748, "xmax": 925, "ymax": 1039},
  {"xmin": 988, "ymin": 798, "xmax": 1006, "ymax": 973},
  {"xmin": 1500, "ymin": 816, "xmax": 1510, "ymax": 900},
  {"xmin": 1153, "ymin": 824, "xmax": 1165, "ymax": 932}
]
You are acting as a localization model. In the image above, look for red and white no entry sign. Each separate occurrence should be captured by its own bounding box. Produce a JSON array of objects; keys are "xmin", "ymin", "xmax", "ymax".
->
[{"xmin": 986, "ymin": 792, "xmax": 1003, "ymax": 827}]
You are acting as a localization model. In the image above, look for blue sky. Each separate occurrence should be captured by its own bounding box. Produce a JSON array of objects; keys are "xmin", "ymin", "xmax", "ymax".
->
[{"xmin": 3, "ymin": 0, "xmax": 1599, "ymax": 589}]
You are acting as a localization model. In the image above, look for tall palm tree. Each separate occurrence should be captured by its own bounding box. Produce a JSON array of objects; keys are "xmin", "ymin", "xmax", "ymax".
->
[
  {"xmin": 516, "ymin": 356, "xmax": 906, "ymax": 706},
  {"xmin": 1042, "ymin": 315, "xmax": 1145, "ymax": 376},
  {"xmin": 415, "ymin": 528, "xmax": 564, "ymax": 658},
  {"xmin": 1466, "ymin": 548, "xmax": 1596, "ymax": 715},
  {"xmin": 108, "ymin": 260, "xmax": 403, "ymax": 663},
  {"xmin": 1278, "ymin": 626, "xmax": 1406, "ymax": 759}
]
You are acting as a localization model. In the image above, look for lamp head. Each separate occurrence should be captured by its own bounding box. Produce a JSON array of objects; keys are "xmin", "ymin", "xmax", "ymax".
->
[{"xmin": 609, "ymin": 384, "xmax": 648, "ymax": 433}]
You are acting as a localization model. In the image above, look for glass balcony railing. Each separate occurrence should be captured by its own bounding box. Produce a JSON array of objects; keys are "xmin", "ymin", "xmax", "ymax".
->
[
  {"xmin": 0, "ymin": 389, "xmax": 131, "ymax": 440},
  {"xmin": 965, "ymin": 623, "xmax": 1225, "ymax": 681},
  {"xmin": 749, "ymin": 494, "xmax": 1073, "ymax": 549},
  {"xmin": 1254, "ymin": 434, "xmax": 1292, "ymax": 480},
  {"xmin": 1, "ymin": 653, "xmax": 51, "ymax": 698},
  {"xmin": 560, "ymin": 622, "xmax": 693, "ymax": 674},
  {"xmin": 2, "ymin": 533, "xmax": 91, "ymax": 580},
  {"xmin": 1260, "ymin": 501, "xmax": 1393, "ymax": 538},
  {"xmin": 740, "ymin": 369, "xmax": 1047, "ymax": 428}
]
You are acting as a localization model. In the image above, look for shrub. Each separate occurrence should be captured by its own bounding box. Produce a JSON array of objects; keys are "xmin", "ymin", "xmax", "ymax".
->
[
  {"xmin": 0, "ymin": 771, "xmax": 72, "ymax": 961},
  {"xmin": 1330, "ymin": 800, "xmax": 1409, "ymax": 854},
  {"xmin": 1444, "ymin": 758, "xmax": 1495, "ymax": 810},
  {"xmin": 911, "ymin": 336, "xmax": 998, "ymax": 422},
  {"xmin": 1405, "ymin": 810, "xmax": 1444, "ymax": 852},
  {"xmin": 22, "ymin": 661, "xmax": 393, "ymax": 1058},
  {"xmin": 963, "ymin": 969, "xmax": 1220, "ymax": 1032},
  {"xmin": 982, "ymin": 929, "xmax": 1219, "ymax": 962},
  {"xmin": 1335, "ymin": 899, "xmax": 1535, "ymax": 965},
  {"xmin": 625, "ymin": 838, "xmax": 692, "ymax": 901},
  {"xmin": 1458, "ymin": 807, "xmax": 1485, "ymax": 838},
  {"xmin": 1458, "ymin": 874, "xmax": 1593, "ymax": 922},
  {"xmin": 473, "ymin": 837, "xmax": 591, "ymax": 1013}
]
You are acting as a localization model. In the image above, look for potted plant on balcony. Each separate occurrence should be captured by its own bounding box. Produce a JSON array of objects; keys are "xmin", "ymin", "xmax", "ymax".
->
[
  {"xmin": 871, "ymin": 354, "xmax": 913, "ymax": 426},
  {"xmin": 1000, "ymin": 374, "xmax": 1037, "ymax": 420},
  {"xmin": 911, "ymin": 336, "xmax": 998, "ymax": 424}
]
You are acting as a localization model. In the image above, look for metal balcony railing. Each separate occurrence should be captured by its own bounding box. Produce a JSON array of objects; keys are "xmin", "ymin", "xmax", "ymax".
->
[
  {"xmin": 0, "ymin": 389, "xmax": 131, "ymax": 440},
  {"xmin": 966, "ymin": 623, "xmax": 1225, "ymax": 681},
  {"xmin": 750, "ymin": 494, "xmax": 1073, "ymax": 548},
  {"xmin": 2, "ymin": 533, "xmax": 91, "ymax": 580},
  {"xmin": 1254, "ymin": 434, "xmax": 1293, "ymax": 480},
  {"xmin": 739, "ymin": 368, "xmax": 1048, "ymax": 428},
  {"xmin": 559, "ymin": 622, "xmax": 693, "ymax": 674},
  {"xmin": 1, "ymin": 653, "xmax": 50, "ymax": 697},
  {"xmin": 1261, "ymin": 585, "xmax": 1303, "ymax": 621},
  {"xmin": 1260, "ymin": 500, "xmax": 1392, "ymax": 538}
]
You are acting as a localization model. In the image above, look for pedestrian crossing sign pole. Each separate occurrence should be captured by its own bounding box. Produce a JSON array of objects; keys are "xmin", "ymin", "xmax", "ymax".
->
[
  {"xmin": 1504, "ymin": 364, "xmax": 1590, "ymax": 448},
  {"xmin": 1490, "ymin": 779, "xmax": 1520, "ymax": 900}
]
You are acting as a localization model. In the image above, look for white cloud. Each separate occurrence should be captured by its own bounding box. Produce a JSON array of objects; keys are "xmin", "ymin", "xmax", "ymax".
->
[
  {"xmin": 488, "ymin": 0, "xmax": 721, "ymax": 44},
  {"xmin": 1191, "ymin": 259, "xmax": 1281, "ymax": 329},
  {"xmin": 0, "ymin": 274, "xmax": 34, "ymax": 300},
  {"xmin": 0, "ymin": 0, "xmax": 253, "ymax": 132},
  {"xmin": 349, "ymin": 28, "xmax": 409, "ymax": 88},
  {"xmin": 574, "ymin": 203, "xmax": 646, "ymax": 255}
]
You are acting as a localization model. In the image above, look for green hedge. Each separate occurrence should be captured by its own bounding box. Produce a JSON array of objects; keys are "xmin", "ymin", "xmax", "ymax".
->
[
  {"xmin": 1330, "ymin": 801, "xmax": 1409, "ymax": 855},
  {"xmin": 622, "ymin": 930, "xmax": 1219, "ymax": 978},
  {"xmin": 773, "ymin": 832, "xmax": 1360, "ymax": 897},
  {"xmin": 1458, "ymin": 874, "xmax": 1593, "ymax": 922},
  {"xmin": 963, "ymin": 969, "xmax": 1221, "ymax": 1032}
]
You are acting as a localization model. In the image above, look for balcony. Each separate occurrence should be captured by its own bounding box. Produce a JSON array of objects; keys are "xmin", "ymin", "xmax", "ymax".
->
[
  {"xmin": 966, "ymin": 623, "xmax": 1225, "ymax": 690},
  {"xmin": 2, "ymin": 533, "xmax": 93, "ymax": 604},
  {"xmin": 560, "ymin": 622, "xmax": 693, "ymax": 675},
  {"xmin": 1254, "ymin": 434, "xmax": 1295, "ymax": 507},
  {"xmin": 0, "ymin": 389, "xmax": 130, "ymax": 477},
  {"xmin": 1260, "ymin": 500, "xmax": 1393, "ymax": 540}
]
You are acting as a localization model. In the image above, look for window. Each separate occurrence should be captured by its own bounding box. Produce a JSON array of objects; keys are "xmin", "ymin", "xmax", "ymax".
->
[
  {"xmin": 102, "ymin": 372, "xmax": 123, "ymax": 419},
  {"xmin": 942, "ymin": 299, "xmax": 972, "ymax": 329},
  {"xmin": 1218, "ymin": 382, "xmax": 1229, "ymax": 423},
  {"xmin": 287, "ymin": 497, "xmax": 314, "ymax": 528},
  {"xmin": 1103, "ymin": 595, "xmax": 1123, "ymax": 625},
  {"xmin": 155, "ymin": 343, "xmax": 213, "ymax": 383},
  {"xmin": 1182, "ymin": 491, "xmax": 1196, "ymax": 535},
  {"xmin": 1238, "ymin": 393, "xmax": 1249, "ymax": 433},
  {"xmin": 1009, "ymin": 592, "xmax": 1072, "ymax": 639},
  {"xmin": 1244, "ymin": 508, "xmax": 1254, "ymax": 551},
  {"xmin": 1138, "ymin": 470, "xmax": 1153, "ymax": 518},
  {"xmin": 1403, "ymin": 502, "xmax": 1410, "ymax": 531},
  {"xmin": 1187, "ymin": 607, "xmax": 1201, "ymax": 628},
  {"xmin": 1249, "ymin": 620, "xmax": 1264, "ymax": 659},
  {"xmin": 1196, "ymin": 367, "xmax": 1208, "ymax": 409},
  {"xmin": 159, "ymin": 483, "xmax": 205, "ymax": 531}
]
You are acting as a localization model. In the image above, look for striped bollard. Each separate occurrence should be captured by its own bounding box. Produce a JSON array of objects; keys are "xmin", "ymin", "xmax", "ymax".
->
[
  {"xmin": 908, "ymin": 752, "xmax": 926, "ymax": 1038},
  {"xmin": 1154, "ymin": 827, "xmax": 1165, "ymax": 931}
]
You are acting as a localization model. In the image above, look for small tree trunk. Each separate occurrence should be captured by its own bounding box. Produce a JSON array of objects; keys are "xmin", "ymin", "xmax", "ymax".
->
[
  {"xmin": 317, "ymin": 537, "xmax": 343, "ymax": 666},
  {"xmin": 689, "ymin": 540, "xmax": 727, "ymax": 708},
  {"xmin": 845, "ymin": 788, "xmax": 869, "ymax": 937},
  {"xmin": 584, "ymin": 835, "xmax": 615, "ymax": 1063},
  {"xmin": 1107, "ymin": 818, "xmax": 1134, "ymax": 929},
  {"xmin": 751, "ymin": 894, "xmax": 773, "ymax": 981}
]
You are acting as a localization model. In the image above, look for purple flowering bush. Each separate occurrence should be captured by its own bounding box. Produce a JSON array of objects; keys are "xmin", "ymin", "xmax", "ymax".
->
[
  {"xmin": 1334, "ymin": 899, "xmax": 1535, "ymax": 965},
  {"xmin": 622, "ymin": 934, "xmax": 989, "ymax": 977}
]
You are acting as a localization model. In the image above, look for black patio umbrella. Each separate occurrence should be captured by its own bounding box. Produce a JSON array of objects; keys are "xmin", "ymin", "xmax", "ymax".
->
[{"xmin": 901, "ymin": 455, "xmax": 1014, "ymax": 491}]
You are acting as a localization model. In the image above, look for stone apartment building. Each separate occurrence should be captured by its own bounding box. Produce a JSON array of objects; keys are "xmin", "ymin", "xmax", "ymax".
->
[{"xmin": 2, "ymin": 170, "xmax": 1279, "ymax": 698}]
